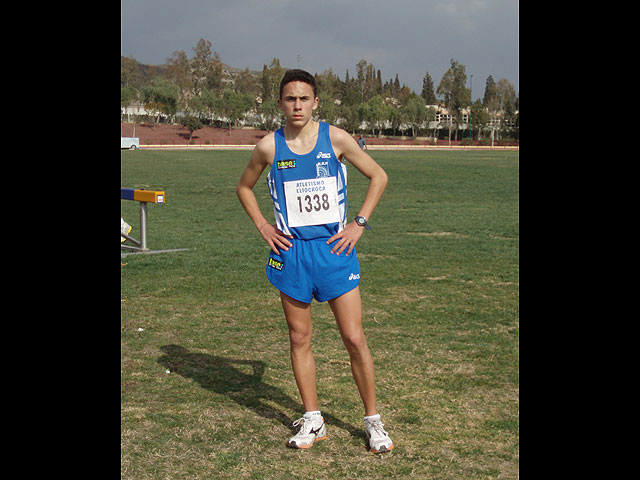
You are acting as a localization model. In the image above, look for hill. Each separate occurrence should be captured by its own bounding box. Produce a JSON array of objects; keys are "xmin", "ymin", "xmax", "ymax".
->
[{"xmin": 122, "ymin": 56, "xmax": 266, "ymax": 89}]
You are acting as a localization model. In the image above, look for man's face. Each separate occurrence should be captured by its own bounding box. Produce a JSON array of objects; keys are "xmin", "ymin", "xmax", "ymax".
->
[{"xmin": 278, "ymin": 81, "xmax": 318, "ymax": 127}]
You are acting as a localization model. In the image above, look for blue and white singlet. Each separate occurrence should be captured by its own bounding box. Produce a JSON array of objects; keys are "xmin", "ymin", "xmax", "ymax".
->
[{"xmin": 266, "ymin": 122, "xmax": 348, "ymax": 240}]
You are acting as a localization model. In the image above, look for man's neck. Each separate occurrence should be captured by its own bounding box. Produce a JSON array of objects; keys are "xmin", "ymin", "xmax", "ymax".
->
[
  {"xmin": 284, "ymin": 119, "xmax": 318, "ymax": 139},
  {"xmin": 283, "ymin": 120, "xmax": 319, "ymax": 154}
]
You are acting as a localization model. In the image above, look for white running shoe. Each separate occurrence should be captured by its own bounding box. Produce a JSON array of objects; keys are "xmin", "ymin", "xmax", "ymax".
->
[
  {"xmin": 364, "ymin": 414, "xmax": 394, "ymax": 453},
  {"xmin": 287, "ymin": 413, "xmax": 327, "ymax": 449},
  {"xmin": 121, "ymin": 218, "xmax": 132, "ymax": 243}
]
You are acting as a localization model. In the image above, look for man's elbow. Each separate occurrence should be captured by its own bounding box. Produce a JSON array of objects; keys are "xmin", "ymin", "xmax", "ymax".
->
[
  {"xmin": 376, "ymin": 169, "xmax": 389, "ymax": 190},
  {"xmin": 235, "ymin": 182, "xmax": 246, "ymax": 201},
  {"xmin": 237, "ymin": 184, "xmax": 248, "ymax": 199}
]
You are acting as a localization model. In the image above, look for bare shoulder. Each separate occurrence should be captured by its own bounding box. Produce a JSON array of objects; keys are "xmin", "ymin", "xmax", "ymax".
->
[
  {"xmin": 328, "ymin": 125, "xmax": 356, "ymax": 147},
  {"xmin": 252, "ymin": 131, "xmax": 276, "ymax": 166},
  {"xmin": 328, "ymin": 125, "xmax": 359, "ymax": 160}
]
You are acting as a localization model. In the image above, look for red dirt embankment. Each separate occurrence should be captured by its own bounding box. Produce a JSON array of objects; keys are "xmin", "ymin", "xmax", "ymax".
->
[
  {"xmin": 121, "ymin": 122, "xmax": 518, "ymax": 148},
  {"xmin": 121, "ymin": 123, "xmax": 268, "ymax": 146}
]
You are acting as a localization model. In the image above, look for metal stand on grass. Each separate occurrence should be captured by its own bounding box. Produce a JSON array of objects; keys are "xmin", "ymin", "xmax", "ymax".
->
[{"xmin": 121, "ymin": 188, "xmax": 188, "ymax": 256}]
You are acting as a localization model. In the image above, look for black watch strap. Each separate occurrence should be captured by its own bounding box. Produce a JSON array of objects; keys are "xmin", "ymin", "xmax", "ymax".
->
[{"xmin": 355, "ymin": 215, "xmax": 372, "ymax": 230}]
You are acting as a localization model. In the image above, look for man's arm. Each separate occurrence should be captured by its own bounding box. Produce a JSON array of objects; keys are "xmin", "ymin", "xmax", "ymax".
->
[
  {"xmin": 327, "ymin": 126, "xmax": 388, "ymax": 256},
  {"xmin": 236, "ymin": 135, "xmax": 293, "ymax": 255}
]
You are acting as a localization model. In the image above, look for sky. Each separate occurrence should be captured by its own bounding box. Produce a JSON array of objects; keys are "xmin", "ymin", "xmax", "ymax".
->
[{"xmin": 121, "ymin": 0, "xmax": 518, "ymax": 101}]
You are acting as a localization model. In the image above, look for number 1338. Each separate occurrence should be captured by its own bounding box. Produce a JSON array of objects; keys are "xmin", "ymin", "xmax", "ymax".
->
[{"xmin": 297, "ymin": 193, "xmax": 330, "ymax": 212}]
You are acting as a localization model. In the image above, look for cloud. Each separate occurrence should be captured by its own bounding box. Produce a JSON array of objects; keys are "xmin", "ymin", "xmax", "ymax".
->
[{"xmin": 121, "ymin": 0, "xmax": 518, "ymax": 96}]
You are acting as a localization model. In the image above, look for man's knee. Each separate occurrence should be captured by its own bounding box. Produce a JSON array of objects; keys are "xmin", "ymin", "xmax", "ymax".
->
[
  {"xmin": 289, "ymin": 328, "xmax": 312, "ymax": 350},
  {"xmin": 341, "ymin": 330, "xmax": 367, "ymax": 353}
]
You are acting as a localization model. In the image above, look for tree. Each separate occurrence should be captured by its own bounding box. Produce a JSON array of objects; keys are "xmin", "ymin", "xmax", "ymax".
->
[
  {"xmin": 364, "ymin": 62, "xmax": 378, "ymax": 101},
  {"xmin": 425, "ymin": 106, "xmax": 437, "ymax": 143},
  {"xmin": 355, "ymin": 59, "xmax": 368, "ymax": 102},
  {"xmin": 387, "ymin": 104, "xmax": 400, "ymax": 136},
  {"xmin": 338, "ymin": 103, "xmax": 360, "ymax": 134},
  {"xmin": 261, "ymin": 58, "xmax": 284, "ymax": 102},
  {"xmin": 317, "ymin": 92, "xmax": 337, "ymax": 124},
  {"xmin": 495, "ymin": 78, "xmax": 516, "ymax": 118},
  {"xmin": 121, "ymin": 85, "xmax": 139, "ymax": 134},
  {"xmin": 482, "ymin": 76, "xmax": 516, "ymax": 144},
  {"xmin": 393, "ymin": 74, "xmax": 401, "ymax": 98},
  {"xmin": 353, "ymin": 59, "xmax": 379, "ymax": 102},
  {"xmin": 400, "ymin": 93, "xmax": 427, "ymax": 137},
  {"xmin": 482, "ymin": 76, "xmax": 499, "ymax": 145},
  {"xmin": 421, "ymin": 71, "xmax": 436, "ymax": 105},
  {"xmin": 121, "ymin": 85, "xmax": 137, "ymax": 113},
  {"xmin": 191, "ymin": 38, "xmax": 223, "ymax": 94},
  {"xmin": 360, "ymin": 95, "xmax": 388, "ymax": 136},
  {"xmin": 470, "ymin": 99, "xmax": 488, "ymax": 140},
  {"xmin": 119, "ymin": 50, "xmax": 519, "ymax": 142},
  {"xmin": 219, "ymin": 89, "xmax": 254, "ymax": 133},
  {"xmin": 397, "ymin": 84, "xmax": 412, "ymax": 105},
  {"xmin": 314, "ymin": 69, "xmax": 342, "ymax": 101},
  {"xmin": 437, "ymin": 59, "xmax": 468, "ymax": 143},
  {"xmin": 483, "ymin": 75, "xmax": 497, "ymax": 110},
  {"xmin": 121, "ymin": 55, "xmax": 141, "ymax": 88},
  {"xmin": 141, "ymin": 77, "xmax": 179, "ymax": 129},
  {"xmin": 180, "ymin": 114, "xmax": 203, "ymax": 141},
  {"xmin": 197, "ymin": 88, "xmax": 220, "ymax": 124},
  {"xmin": 341, "ymin": 69, "xmax": 361, "ymax": 107},
  {"xmin": 235, "ymin": 67, "xmax": 259, "ymax": 96},
  {"xmin": 166, "ymin": 50, "xmax": 192, "ymax": 109},
  {"xmin": 259, "ymin": 97, "xmax": 283, "ymax": 131}
]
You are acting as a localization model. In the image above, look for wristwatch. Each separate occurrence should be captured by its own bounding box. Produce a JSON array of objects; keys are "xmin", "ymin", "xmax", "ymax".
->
[{"xmin": 354, "ymin": 215, "xmax": 372, "ymax": 230}]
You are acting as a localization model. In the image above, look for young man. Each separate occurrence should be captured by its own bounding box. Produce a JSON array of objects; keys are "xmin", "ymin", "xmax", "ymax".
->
[{"xmin": 236, "ymin": 69, "xmax": 393, "ymax": 453}]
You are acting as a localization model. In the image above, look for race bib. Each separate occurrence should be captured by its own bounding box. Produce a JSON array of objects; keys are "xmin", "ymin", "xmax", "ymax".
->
[{"xmin": 284, "ymin": 177, "xmax": 340, "ymax": 228}]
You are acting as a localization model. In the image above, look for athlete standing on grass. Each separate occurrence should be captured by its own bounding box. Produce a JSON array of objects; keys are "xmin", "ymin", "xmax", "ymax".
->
[{"xmin": 236, "ymin": 69, "xmax": 393, "ymax": 453}]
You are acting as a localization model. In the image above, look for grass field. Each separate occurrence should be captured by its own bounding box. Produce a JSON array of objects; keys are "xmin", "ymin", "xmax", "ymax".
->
[{"xmin": 121, "ymin": 148, "xmax": 519, "ymax": 479}]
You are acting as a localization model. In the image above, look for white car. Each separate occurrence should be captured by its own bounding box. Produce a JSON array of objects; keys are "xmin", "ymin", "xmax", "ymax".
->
[{"xmin": 121, "ymin": 137, "xmax": 140, "ymax": 150}]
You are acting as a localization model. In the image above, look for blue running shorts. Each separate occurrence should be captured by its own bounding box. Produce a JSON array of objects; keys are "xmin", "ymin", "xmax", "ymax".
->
[{"xmin": 266, "ymin": 238, "xmax": 361, "ymax": 303}]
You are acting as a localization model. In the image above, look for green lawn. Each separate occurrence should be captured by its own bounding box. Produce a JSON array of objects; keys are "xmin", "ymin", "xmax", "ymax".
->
[{"xmin": 121, "ymin": 149, "xmax": 519, "ymax": 479}]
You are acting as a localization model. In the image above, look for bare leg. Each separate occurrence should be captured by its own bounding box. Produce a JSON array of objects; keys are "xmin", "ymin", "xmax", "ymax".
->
[
  {"xmin": 280, "ymin": 292, "xmax": 319, "ymax": 412},
  {"xmin": 328, "ymin": 286, "xmax": 377, "ymax": 416}
]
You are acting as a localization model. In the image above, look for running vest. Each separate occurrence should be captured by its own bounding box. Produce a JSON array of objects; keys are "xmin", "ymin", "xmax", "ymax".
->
[{"xmin": 267, "ymin": 122, "xmax": 348, "ymax": 240}]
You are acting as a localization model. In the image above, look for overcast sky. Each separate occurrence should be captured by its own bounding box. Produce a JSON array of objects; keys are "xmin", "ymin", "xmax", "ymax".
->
[{"xmin": 121, "ymin": 0, "xmax": 518, "ymax": 100}]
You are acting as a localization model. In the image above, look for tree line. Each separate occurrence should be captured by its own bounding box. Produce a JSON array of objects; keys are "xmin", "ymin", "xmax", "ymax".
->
[{"xmin": 121, "ymin": 38, "xmax": 518, "ymax": 142}]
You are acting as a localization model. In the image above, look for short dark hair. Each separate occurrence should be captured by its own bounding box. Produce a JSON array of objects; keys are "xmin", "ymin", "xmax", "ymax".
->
[{"xmin": 279, "ymin": 69, "xmax": 317, "ymax": 99}]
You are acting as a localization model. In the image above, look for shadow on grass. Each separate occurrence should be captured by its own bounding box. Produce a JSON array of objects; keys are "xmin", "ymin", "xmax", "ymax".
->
[{"xmin": 158, "ymin": 345, "xmax": 362, "ymax": 440}]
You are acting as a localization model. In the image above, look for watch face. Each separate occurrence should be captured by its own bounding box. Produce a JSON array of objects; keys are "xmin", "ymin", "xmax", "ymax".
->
[{"xmin": 356, "ymin": 216, "xmax": 365, "ymax": 226}]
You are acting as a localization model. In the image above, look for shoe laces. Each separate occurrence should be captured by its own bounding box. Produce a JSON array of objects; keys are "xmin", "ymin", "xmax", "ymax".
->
[
  {"xmin": 292, "ymin": 417, "xmax": 311, "ymax": 435},
  {"xmin": 366, "ymin": 418, "xmax": 388, "ymax": 438},
  {"xmin": 292, "ymin": 416, "xmax": 321, "ymax": 435}
]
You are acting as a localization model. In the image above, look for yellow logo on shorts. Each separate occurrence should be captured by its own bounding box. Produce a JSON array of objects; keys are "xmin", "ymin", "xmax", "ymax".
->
[{"xmin": 268, "ymin": 257, "xmax": 284, "ymax": 271}]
